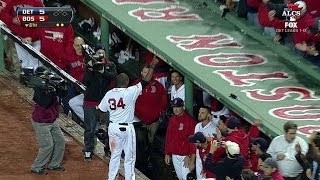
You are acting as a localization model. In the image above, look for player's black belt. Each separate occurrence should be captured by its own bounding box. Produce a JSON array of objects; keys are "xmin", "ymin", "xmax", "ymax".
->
[{"xmin": 110, "ymin": 121, "xmax": 128, "ymax": 126}]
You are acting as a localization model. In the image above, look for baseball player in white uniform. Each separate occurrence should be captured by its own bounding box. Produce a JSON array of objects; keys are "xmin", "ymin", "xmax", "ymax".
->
[
  {"xmin": 194, "ymin": 106, "xmax": 218, "ymax": 179},
  {"xmin": 98, "ymin": 59, "xmax": 158, "ymax": 180}
]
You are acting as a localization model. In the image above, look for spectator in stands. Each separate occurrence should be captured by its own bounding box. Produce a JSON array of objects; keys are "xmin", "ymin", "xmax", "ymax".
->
[
  {"xmin": 58, "ymin": 36, "xmax": 85, "ymax": 115},
  {"xmin": 307, "ymin": 131, "xmax": 320, "ymax": 180},
  {"xmin": 68, "ymin": 37, "xmax": 86, "ymax": 82},
  {"xmin": 262, "ymin": 158, "xmax": 284, "ymax": 180},
  {"xmin": 217, "ymin": 115, "xmax": 229, "ymax": 137},
  {"xmin": 170, "ymin": 70, "xmax": 185, "ymax": 101},
  {"xmin": 0, "ymin": 0, "xmax": 20, "ymax": 78},
  {"xmin": 35, "ymin": 0, "xmax": 74, "ymax": 70},
  {"xmin": 30, "ymin": 66, "xmax": 67, "ymax": 175},
  {"xmin": 194, "ymin": 106, "xmax": 217, "ymax": 179},
  {"xmin": 210, "ymin": 97, "xmax": 230, "ymax": 125},
  {"xmin": 251, "ymin": 137, "xmax": 270, "ymax": 172},
  {"xmin": 82, "ymin": 44, "xmax": 117, "ymax": 161},
  {"xmin": 1, "ymin": 0, "xmax": 44, "ymax": 76},
  {"xmin": 204, "ymin": 140, "xmax": 244, "ymax": 179},
  {"xmin": 257, "ymin": 153, "xmax": 272, "ymax": 180},
  {"xmin": 247, "ymin": 0, "xmax": 262, "ymax": 27},
  {"xmin": 188, "ymin": 132, "xmax": 217, "ymax": 179},
  {"xmin": 165, "ymin": 98, "xmax": 196, "ymax": 180},
  {"xmin": 241, "ymin": 169, "xmax": 257, "ymax": 180},
  {"xmin": 0, "ymin": 0, "xmax": 5, "ymax": 11},
  {"xmin": 267, "ymin": 121, "xmax": 308, "ymax": 179},
  {"xmin": 294, "ymin": 143, "xmax": 312, "ymax": 179},
  {"xmin": 225, "ymin": 116, "xmax": 251, "ymax": 169},
  {"xmin": 258, "ymin": 0, "xmax": 278, "ymax": 37},
  {"xmin": 133, "ymin": 65, "xmax": 168, "ymax": 145}
]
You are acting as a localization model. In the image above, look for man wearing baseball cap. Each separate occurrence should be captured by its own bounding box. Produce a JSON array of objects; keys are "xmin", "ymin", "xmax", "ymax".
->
[
  {"xmin": 262, "ymin": 158, "xmax": 284, "ymax": 180},
  {"xmin": 251, "ymin": 137, "xmax": 270, "ymax": 172},
  {"xmin": 165, "ymin": 98, "xmax": 197, "ymax": 179},
  {"xmin": 188, "ymin": 132, "xmax": 217, "ymax": 179},
  {"xmin": 225, "ymin": 116, "xmax": 250, "ymax": 169},
  {"xmin": 204, "ymin": 140, "xmax": 244, "ymax": 179}
]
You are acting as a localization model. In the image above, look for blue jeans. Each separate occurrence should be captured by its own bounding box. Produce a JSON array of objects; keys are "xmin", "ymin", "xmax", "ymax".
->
[
  {"xmin": 31, "ymin": 121, "xmax": 65, "ymax": 171},
  {"xmin": 83, "ymin": 105, "xmax": 99, "ymax": 152},
  {"xmin": 247, "ymin": 12, "xmax": 261, "ymax": 28}
]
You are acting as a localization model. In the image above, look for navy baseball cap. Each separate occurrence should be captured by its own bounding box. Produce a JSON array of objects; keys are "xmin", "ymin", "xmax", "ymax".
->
[
  {"xmin": 226, "ymin": 116, "xmax": 240, "ymax": 129},
  {"xmin": 189, "ymin": 132, "xmax": 206, "ymax": 143},
  {"xmin": 171, "ymin": 98, "xmax": 184, "ymax": 107},
  {"xmin": 251, "ymin": 137, "xmax": 269, "ymax": 152},
  {"xmin": 94, "ymin": 43, "xmax": 106, "ymax": 52}
]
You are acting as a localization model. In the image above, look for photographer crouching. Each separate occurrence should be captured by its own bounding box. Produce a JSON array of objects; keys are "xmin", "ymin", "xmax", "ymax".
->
[
  {"xmin": 27, "ymin": 66, "xmax": 67, "ymax": 175},
  {"xmin": 82, "ymin": 44, "xmax": 117, "ymax": 161}
]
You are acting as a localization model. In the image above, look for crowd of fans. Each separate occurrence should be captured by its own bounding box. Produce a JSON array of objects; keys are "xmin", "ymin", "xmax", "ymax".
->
[
  {"xmin": 219, "ymin": 0, "xmax": 320, "ymax": 66},
  {"xmin": 1, "ymin": 0, "xmax": 320, "ymax": 179}
]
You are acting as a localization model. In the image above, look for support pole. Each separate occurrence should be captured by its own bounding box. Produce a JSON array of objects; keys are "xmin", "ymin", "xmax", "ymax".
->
[
  {"xmin": 184, "ymin": 77, "xmax": 193, "ymax": 116},
  {"xmin": 101, "ymin": 14, "xmax": 109, "ymax": 59}
]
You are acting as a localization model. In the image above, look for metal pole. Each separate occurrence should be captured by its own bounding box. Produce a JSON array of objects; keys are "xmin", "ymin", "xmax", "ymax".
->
[
  {"xmin": 101, "ymin": 14, "xmax": 109, "ymax": 60},
  {"xmin": 184, "ymin": 77, "xmax": 194, "ymax": 116},
  {"xmin": 0, "ymin": 31, "xmax": 4, "ymax": 71}
]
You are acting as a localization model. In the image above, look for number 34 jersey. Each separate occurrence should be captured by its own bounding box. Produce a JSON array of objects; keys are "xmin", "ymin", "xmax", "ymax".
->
[{"xmin": 98, "ymin": 82, "xmax": 142, "ymax": 123}]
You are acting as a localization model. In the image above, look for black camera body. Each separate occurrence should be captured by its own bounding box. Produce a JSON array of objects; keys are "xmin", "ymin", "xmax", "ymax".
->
[
  {"xmin": 82, "ymin": 44, "xmax": 105, "ymax": 71},
  {"xmin": 26, "ymin": 72, "xmax": 66, "ymax": 93}
]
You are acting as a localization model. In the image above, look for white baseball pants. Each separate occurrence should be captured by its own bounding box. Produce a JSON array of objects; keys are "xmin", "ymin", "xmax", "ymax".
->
[
  {"xmin": 69, "ymin": 94, "xmax": 84, "ymax": 121},
  {"xmin": 108, "ymin": 123, "xmax": 136, "ymax": 180},
  {"xmin": 15, "ymin": 40, "xmax": 42, "ymax": 70},
  {"xmin": 172, "ymin": 154, "xmax": 191, "ymax": 180},
  {"xmin": 196, "ymin": 149, "xmax": 206, "ymax": 180}
]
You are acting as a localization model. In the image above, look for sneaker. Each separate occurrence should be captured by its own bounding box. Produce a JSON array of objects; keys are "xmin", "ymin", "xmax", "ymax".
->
[
  {"xmin": 48, "ymin": 165, "xmax": 65, "ymax": 171},
  {"xmin": 84, "ymin": 151, "xmax": 92, "ymax": 162},
  {"xmin": 31, "ymin": 169, "xmax": 48, "ymax": 175}
]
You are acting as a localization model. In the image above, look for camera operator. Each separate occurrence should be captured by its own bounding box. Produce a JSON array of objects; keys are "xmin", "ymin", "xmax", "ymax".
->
[
  {"xmin": 30, "ymin": 66, "xmax": 67, "ymax": 175},
  {"xmin": 83, "ymin": 44, "xmax": 117, "ymax": 161}
]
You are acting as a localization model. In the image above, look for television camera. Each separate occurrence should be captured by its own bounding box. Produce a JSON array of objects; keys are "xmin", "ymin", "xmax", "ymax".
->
[{"xmin": 25, "ymin": 68, "xmax": 66, "ymax": 93}]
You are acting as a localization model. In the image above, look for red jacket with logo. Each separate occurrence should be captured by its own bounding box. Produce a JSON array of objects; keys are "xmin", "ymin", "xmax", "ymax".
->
[
  {"xmin": 66, "ymin": 49, "xmax": 85, "ymax": 82},
  {"xmin": 36, "ymin": 25, "xmax": 74, "ymax": 69},
  {"xmin": 1, "ymin": 0, "xmax": 44, "ymax": 39},
  {"xmin": 133, "ymin": 78, "xmax": 167, "ymax": 125},
  {"xmin": 165, "ymin": 112, "xmax": 196, "ymax": 156}
]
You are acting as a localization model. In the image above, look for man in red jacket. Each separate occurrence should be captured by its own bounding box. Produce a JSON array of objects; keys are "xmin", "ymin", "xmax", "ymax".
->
[
  {"xmin": 133, "ymin": 65, "xmax": 168, "ymax": 144},
  {"xmin": 1, "ymin": 0, "xmax": 44, "ymax": 74},
  {"xmin": 165, "ymin": 98, "xmax": 196, "ymax": 179}
]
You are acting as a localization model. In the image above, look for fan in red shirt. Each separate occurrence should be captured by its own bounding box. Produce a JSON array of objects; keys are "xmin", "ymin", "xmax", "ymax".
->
[
  {"xmin": 66, "ymin": 37, "xmax": 85, "ymax": 82},
  {"xmin": 35, "ymin": 25, "xmax": 74, "ymax": 70},
  {"xmin": 2, "ymin": 0, "xmax": 44, "ymax": 71},
  {"xmin": 165, "ymin": 98, "xmax": 197, "ymax": 180},
  {"xmin": 132, "ymin": 65, "xmax": 168, "ymax": 144}
]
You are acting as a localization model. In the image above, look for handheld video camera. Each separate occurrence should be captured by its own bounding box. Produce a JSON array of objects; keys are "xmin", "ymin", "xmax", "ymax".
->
[{"xmin": 82, "ymin": 44, "xmax": 105, "ymax": 71}]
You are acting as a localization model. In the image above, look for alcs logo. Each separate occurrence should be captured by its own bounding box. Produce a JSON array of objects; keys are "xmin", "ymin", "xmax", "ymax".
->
[{"xmin": 282, "ymin": 3, "xmax": 301, "ymax": 29}]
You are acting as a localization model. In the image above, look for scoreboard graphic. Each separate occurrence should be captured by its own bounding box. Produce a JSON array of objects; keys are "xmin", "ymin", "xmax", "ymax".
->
[{"xmin": 16, "ymin": 7, "xmax": 74, "ymax": 28}]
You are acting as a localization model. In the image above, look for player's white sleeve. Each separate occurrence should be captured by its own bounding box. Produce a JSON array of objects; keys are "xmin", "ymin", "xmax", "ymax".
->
[
  {"xmin": 129, "ymin": 82, "xmax": 142, "ymax": 100},
  {"xmin": 98, "ymin": 93, "xmax": 109, "ymax": 112}
]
